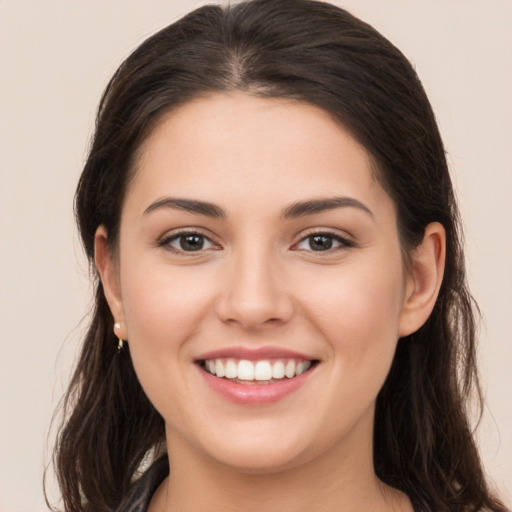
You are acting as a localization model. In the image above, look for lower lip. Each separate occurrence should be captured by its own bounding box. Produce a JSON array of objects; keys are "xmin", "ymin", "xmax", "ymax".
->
[{"xmin": 197, "ymin": 365, "xmax": 315, "ymax": 405}]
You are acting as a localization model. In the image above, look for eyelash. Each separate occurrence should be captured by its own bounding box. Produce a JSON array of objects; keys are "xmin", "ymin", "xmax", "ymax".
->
[
  {"xmin": 158, "ymin": 229, "xmax": 354, "ymax": 255},
  {"xmin": 292, "ymin": 230, "xmax": 354, "ymax": 253},
  {"xmin": 158, "ymin": 229, "xmax": 219, "ymax": 255}
]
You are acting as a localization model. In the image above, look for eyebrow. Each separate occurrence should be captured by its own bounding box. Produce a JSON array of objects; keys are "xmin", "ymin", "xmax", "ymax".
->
[
  {"xmin": 143, "ymin": 197, "xmax": 226, "ymax": 218},
  {"xmin": 281, "ymin": 196, "xmax": 373, "ymax": 219},
  {"xmin": 143, "ymin": 196, "xmax": 373, "ymax": 219}
]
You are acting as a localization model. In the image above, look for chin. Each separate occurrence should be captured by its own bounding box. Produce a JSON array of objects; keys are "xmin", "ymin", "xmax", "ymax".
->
[
  {"xmin": 207, "ymin": 442, "xmax": 309, "ymax": 474},
  {"xmin": 188, "ymin": 417, "xmax": 328, "ymax": 475}
]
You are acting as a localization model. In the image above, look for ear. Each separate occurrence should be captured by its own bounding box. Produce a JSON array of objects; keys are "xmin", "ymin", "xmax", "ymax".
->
[
  {"xmin": 398, "ymin": 222, "xmax": 446, "ymax": 337},
  {"xmin": 94, "ymin": 226, "xmax": 128, "ymax": 340}
]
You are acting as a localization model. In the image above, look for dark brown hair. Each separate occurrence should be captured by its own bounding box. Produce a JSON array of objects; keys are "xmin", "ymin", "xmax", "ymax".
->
[{"xmin": 48, "ymin": 1, "xmax": 507, "ymax": 511}]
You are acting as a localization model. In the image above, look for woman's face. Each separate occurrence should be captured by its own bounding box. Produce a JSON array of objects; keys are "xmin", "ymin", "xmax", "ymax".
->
[{"xmin": 102, "ymin": 93, "xmax": 423, "ymax": 472}]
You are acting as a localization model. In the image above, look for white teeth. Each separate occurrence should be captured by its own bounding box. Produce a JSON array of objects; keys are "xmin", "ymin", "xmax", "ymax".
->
[
  {"xmin": 255, "ymin": 361, "xmax": 272, "ymax": 381},
  {"xmin": 215, "ymin": 359, "xmax": 225, "ymax": 378},
  {"xmin": 237, "ymin": 360, "xmax": 255, "ymax": 380},
  {"xmin": 225, "ymin": 359, "xmax": 238, "ymax": 378},
  {"xmin": 203, "ymin": 358, "xmax": 314, "ymax": 381},
  {"xmin": 272, "ymin": 360, "xmax": 285, "ymax": 379},
  {"xmin": 285, "ymin": 360, "xmax": 296, "ymax": 379}
]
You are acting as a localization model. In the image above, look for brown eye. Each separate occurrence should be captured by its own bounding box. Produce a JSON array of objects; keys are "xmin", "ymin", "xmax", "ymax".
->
[
  {"xmin": 295, "ymin": 232, "xmax": 353, "ymax": 252},
  {"xmin": 308, "ymin": 235, "xmax": 334, "ymax": 251},
  {"xmin": 178, "ymin": 234, "xmax": 206, "ymax": 251},
  {"xmin": 160, "ymin": 231, "xmax": 218, "ymax": 253}
]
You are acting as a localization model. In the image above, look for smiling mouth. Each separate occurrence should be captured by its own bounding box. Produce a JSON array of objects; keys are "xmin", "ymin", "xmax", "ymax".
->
[{"xmin": 198, "ymin": 358, "xmax": 319, "ymax": 385}]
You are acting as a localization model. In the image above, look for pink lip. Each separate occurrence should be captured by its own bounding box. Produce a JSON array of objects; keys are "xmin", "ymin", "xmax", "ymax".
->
[
  {"xmin": 195, "ymin": 361, "xmax": 317, "ymax": 406},
  {"xmin": 195, "ymin": 346, "xmax": 315, "ymax": 361}
]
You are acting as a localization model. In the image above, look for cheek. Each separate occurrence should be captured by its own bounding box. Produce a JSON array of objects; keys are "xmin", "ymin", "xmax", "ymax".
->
[
  {"xmin": 296, "ymin": 257, "xmax": 405, "ymax": 383},
  {"xmin": 122, "ymin": 259, "xmax": 214, "ymax": 338},
  {"xmin": 301, "ymin": 257, "xmax": 404, "ymax": 333},
  {"xmin": 119, "ymin": 259, "xmax": 216, "ymax": 388},
  {"xmin": 118, "ymin": 260, "xmax": 221, "ymax": 422}
]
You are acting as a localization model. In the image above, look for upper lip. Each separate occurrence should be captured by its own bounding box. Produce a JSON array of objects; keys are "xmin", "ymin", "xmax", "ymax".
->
[{"xmin": 195, "ymin": 346, "xmax": 317, "ymax": 361}]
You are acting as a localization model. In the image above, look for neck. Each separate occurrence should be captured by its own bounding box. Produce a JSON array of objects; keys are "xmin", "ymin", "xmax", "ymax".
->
[{"xmin": 150, "ymin": 416, "xmax": 412, "ymax": 512}]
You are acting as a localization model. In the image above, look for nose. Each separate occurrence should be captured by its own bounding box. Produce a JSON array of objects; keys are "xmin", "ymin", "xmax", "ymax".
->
[{"xmin": 215, "ymin": 246, "xmax": 294, "ymax": 330}]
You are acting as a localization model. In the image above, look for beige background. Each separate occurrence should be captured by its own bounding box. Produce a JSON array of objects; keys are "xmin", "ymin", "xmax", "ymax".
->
[{"xmin": 0, "ymin": 1, "xmax": 510, "ymax": 510}]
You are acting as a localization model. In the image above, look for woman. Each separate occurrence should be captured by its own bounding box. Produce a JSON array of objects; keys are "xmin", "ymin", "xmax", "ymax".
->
[{"xmin": 49, "ymin": 0, "xmax": 508, "ymax": 511}]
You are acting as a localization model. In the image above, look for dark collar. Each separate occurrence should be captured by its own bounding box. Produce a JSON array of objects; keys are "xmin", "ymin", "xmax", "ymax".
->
[{"xmin": 116, "ymin": 455, "xmax": 169, "ymax": 512}]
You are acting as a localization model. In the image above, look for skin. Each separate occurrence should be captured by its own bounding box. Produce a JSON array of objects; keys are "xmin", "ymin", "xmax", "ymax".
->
[{"xmin": 96, "ymin": 93, "xmax": 445, "ymax": 512}]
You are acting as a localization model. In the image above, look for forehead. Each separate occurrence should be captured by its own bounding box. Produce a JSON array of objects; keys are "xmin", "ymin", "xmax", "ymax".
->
[{"xmin": 126, "ymin": 92, "xmax": 391, "ymax": 219}]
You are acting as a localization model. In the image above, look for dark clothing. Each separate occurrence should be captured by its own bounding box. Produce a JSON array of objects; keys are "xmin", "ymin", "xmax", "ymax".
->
[{"xmin": 116, "ymin": 456, "xmax": 169, "ymax": 512}]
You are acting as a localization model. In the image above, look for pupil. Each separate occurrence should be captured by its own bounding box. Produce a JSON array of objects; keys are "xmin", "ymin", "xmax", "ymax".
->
[
  {"xmin": 310, "ymin": 235, "xmax": 332, "ymax": 251},
  {"xmin": 180, "ymin": 234, "xmax": 204, "ymax": 251}
]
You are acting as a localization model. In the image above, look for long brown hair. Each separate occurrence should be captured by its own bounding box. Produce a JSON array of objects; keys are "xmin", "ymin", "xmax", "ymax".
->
[{"xmin": 48, "ymin": 1, "xmax": 507, "ymax": 511}]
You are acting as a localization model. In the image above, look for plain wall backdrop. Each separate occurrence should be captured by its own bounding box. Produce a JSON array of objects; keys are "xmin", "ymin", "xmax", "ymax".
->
[{"xmin": 0, "ymin": 1, "xmax": 510, "ymax": 510}]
